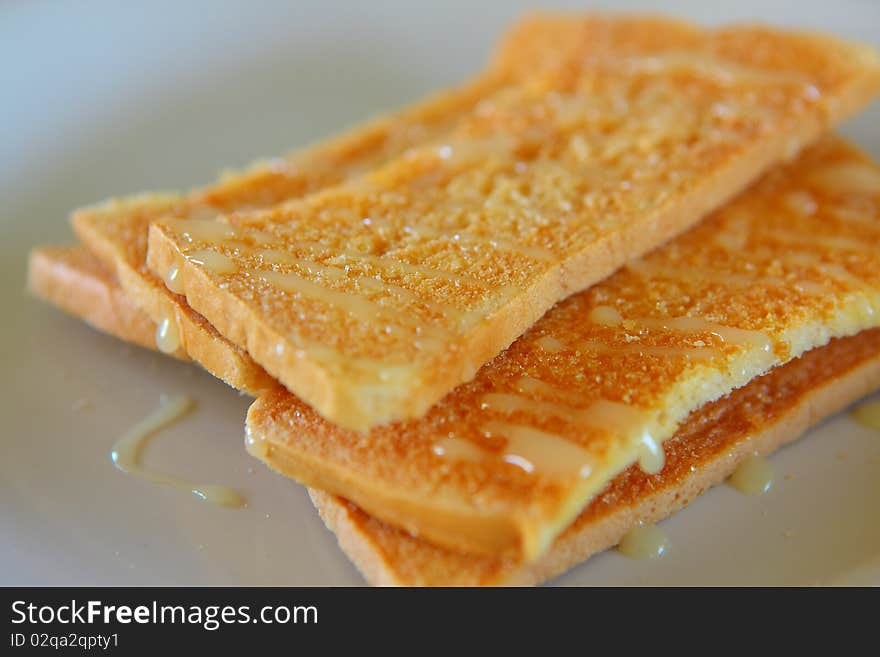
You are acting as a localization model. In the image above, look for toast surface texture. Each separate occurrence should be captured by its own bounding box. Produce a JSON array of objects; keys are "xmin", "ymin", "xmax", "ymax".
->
[
  {"xmin": 309, "ymin": 327, "xmax": 880, "ymax": 585},
  {"xmin": 149, "ymin": 15, "xmax": 880, "ymax": 430},
  {"xmin": 26, "ymin": 239, "xmax": 880, "ymax": 585},
  {"xmin": 245, "ymin": 137, "xmax": 880, "ymax": 559},
  {"xmin": 72, "ymin": 67, "xmax": 517, "ymax": 395}
]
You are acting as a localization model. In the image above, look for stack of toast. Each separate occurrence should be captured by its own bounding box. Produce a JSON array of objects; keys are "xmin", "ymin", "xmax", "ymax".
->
[{"xmin": 28, "ymin": 13, "xmax": 880, "ymax": 585}]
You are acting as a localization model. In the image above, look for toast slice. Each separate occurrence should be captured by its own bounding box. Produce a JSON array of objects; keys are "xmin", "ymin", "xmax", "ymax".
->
[
  {"xmin": 148, "ymin": 16, "xmax": 880, "ymax": 430},
  {"xmin": 70, "ymin": 14, "xmax": 726, "ymax": 395},
  {"xmin": 26, "ymin": 241, "xmax": 880, "ymax": 585},
  {"xmin": 244, "ymin": 136, "xmax": 880, "ymax": 559},
  {"xmin": 309, "ymin": 327, "xmax": 880, "ymax": 585},
  {"xmin": 71, "ymin": 54, "xmax": 523, "ymax": 395}
]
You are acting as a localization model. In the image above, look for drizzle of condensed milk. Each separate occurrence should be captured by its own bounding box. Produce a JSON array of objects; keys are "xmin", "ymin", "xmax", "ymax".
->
[
  {"xmin": 637, "ymin": 433, "xmax": 665, "ymax": 475},
  {"xmin": 256, "ymin": 269, "xmax": 450, "ymax": 343},
  {"xmin": 155, "ymin": 314, "xmax": 181, "ymax": 354},
  {"xmin": 478, "ymin": 384, "xmax": 663, "ymax": 477},
  {"xmin": 763, "ymin": 229, "xmax": 870, "ymax": 253},
  {"xmin": 187, "ymin": 240, "xmax": 479, "ymax": 329},
  {"xmin": 774, "ymin": 251, "xmax": 865, "ymax": 290},
  {"xmin": 535, "ymin": 335, "xmax": 567, "ymax": 353},
  {"xmin": 483, "ymin": 421, "xmax": 593, "ymax": 478},
  {"xmin": 180, "ymin": 219, "xmax": 240, "ymax": 243},
  {"xmin": 589, "ymin": 305, "xmax": 623, "ymax": 326},
  {"xmin": 431, "ymin": 437, "xmax": 486, "ymax": 461},
  {"xmin": 257, "ymin": 269, "xmax": 386, "ymax": 321},
  {"xmin": 515, "ymin": 376, "xmax": 588, "ymax": 405},
  {"xmin": 728, "ymin": 453, "xmax": 774, "ymax": 495},
  {"xmin": 484, "ymin": 385, "xmax": 653, "ymax": 442},
  {"xmin": 239, "ymin": 234, "xmax": 485, "ymax": 288},
  {"xmin": 244, "ymin": 424, "xmax": 269, "ymax": 458},
  {"xmin": 255, "ymin": 248, "xmax": 347, "ymax": 281},
  {"xmin": 638, "ymin": 317, "xmax": 772, "ymax": 351},
  {"xmin": 617, "ymin": 522, "xmax": 669, "ymax": 560},
  {"xmin": 784, "ymin": 190, "xmax": 818, "ymax": 216},
  {"xmin": 809, "ymin": 163, "xmax": 880, "ymax": 195},
  {"xmin": 186, "ymin": 249, "xmax": 239, "ymax": 275},
  {"xmin": 488, "ymin": 378, "xmax": 663, "ymax": 474},
  {"xmin": 850, "ymin": 400, "xmax": 880, "ymax": 431},
  {"xmin": 110, "ymin": 396, "xmax": 245, "ymax": 508},
  {"xmin": 627, "ymin": 259, "xmax": 795, "ymax": 292},
  {"xmin": 164, "ymin": 260, "xmax": 185, "ymax": 294},
  {"xmin": 578, "ymin": 340, "xmax": 718, "ymax": 362},
  {"xmin": 589, "ymin": 307, "xmax": 772, "ymax": 352}
]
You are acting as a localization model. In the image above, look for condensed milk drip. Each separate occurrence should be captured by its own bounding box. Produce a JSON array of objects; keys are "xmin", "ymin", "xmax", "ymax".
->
[
  {"xmin": 728, "ymin": 453, "xmax": 774, "ymax": 495},
  {"xmin": 256, "ymin": 269, "xmax": 450, "ymax": 344},
  {"xmin": 483, "ymin": 421, "xmax": 592, "ymax": 478},
  {"xmin": 590, "ymin": 306, "xmax": 772, "ymax": 353},
  {"xmin": 637, "ymin": 433, "xmax": 665, "ymax": 475},
  {"xmin": 535, "ymin": 335, "xmax": 566, "ymax": 353},
  {"xmin": 431, "ymin": 437, "xmax": 486, "ymax": 461},
  {"xmin": 155, "ymin": 313, "xmax": 181, "ymax": 354},
  {"xmin": 481, "ymin": 392, "xmax": 569, "ymax": 420},
  {"xmin": 225, "ymin": 233, "xmax": 485, "ymax": 288},
  {"xmin": 244, "ymin": 424, "xmax": 269, "ymax": 458},
  {"xmin": 809, "ymin": 163, "xmax": 880, "ymax": 195},
  {"xmin": 784, "ymin": 190, "xmax": 818, "ymax": 216},
  {"xmin": 639, "ymin": 317, "xmax": 772, "ymax": 351},
  {"xmin": 515, "ymin": 376, "xmax": 588, "ymax": 405},
  {"xmin": 430, "ymin": 425, "xmax": 594, "ymax": 480},
  {"xmin": 589, "ymin": 305, "xmax": 623, "ymax": 326},
  {"xmin": 478, "ymin": 379, "xmax": 660, "ymax": 477},
  {"xmin": 850, "ymin": 400, "xmax": 880, "ymax": 431},
  {"xmin": 258, "ymin": 269, "xmax": 387, "ymax": 321},
  {"xmin": 627, "ymin": 259, "xmax": 796, "ymax": 293},
  {"xmin": 578, "ymin": 340, "xmax": 718, "ymax": 362},
  {"xmin": 180, "ymin": 218, "xmax": 240, "ymax": 243},
  {"xmin": 587, "ymin": 399, "xmax": 663, "ymax": 474},
  {"xmin": 110, "ymin": 396, "xmax": 245, "ymax": 508},
  {"xmin": 763, "ymin": 229, "xmax": 869, "ymax": 253},
  {"xmin": 187, "ymin": 249, "xmax": 239, "ymax": 275},
  {"xmin": 164, "ymin": 259, "xmax": 185, "ymax": 294},
  {"xmin": 195, "ymin": 240, "xmax": 477, "ymax": 330},
  {"xmin": 483, "ymin": 382, "xmax": 652, "ymax": 437},
  {"xmin": 617, "ymin": 522, "xmax": 669, "ymax": 560}
]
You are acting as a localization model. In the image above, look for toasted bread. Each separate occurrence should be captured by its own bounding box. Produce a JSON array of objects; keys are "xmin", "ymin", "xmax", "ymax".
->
[
  {"xmin": 149, "ymin": 16, "xmax": 880, "ymax": 430},
  {"xmin": 71, "ymin": 65, "xmax": 519, "ymax": 395},
  {"xmin": 309, "ymin": 328, "xmax": 880, "ymax": 585},
  {"xmin": 244, "ymin": 137, "xmax": 880, "ymax": 559},
  {"xmin": 27, "ymin": 239, "xmax": 880, "ymax": 585}
]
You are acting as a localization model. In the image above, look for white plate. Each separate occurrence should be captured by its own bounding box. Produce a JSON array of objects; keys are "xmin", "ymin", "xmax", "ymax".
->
[{"xmin": 2, "ymin": 0, "xmax": 879, "ymax": 586}]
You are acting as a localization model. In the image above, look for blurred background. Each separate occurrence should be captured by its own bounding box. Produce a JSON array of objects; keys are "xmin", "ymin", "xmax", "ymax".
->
[{"xmin": 2, "ymin": 0, "xmax": 879, "ymax": 585}]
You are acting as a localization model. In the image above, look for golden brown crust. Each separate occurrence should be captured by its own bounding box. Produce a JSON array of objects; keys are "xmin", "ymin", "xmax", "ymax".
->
[
  {"xmin": 26, "ymin": 239, "xmax": 880, "ymax": 585},
  {"xmin": 72, "ymin": 68, "xmax": 515, "ymax": 397},
  {"xmin": 26, "ymin": 242, "xmax": 880, "ymax": 585},
  {"xmin": 26, "ymin": 245, "xmax": 187, "ymax": 358},
  {"xmin": 149, "ymin": 17, "xmax": 880, "ymax": 431},
  {"xmin": 309, "ymin": 328, "xmax": 880, "ymax": 586},
  {"xmin": 245, "ymin": 137, "xmax": 880, "ymax": 560}
]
